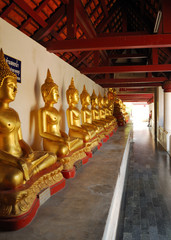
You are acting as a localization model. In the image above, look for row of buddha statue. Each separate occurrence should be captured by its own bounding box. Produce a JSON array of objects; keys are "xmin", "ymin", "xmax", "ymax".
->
[
  {"xmin": 0, "ymin": 49, "xmax": 117, "ymax": 230},
  {"xmin": 108, "ymin": 88, "xmax": 129, "ymax": 126}
]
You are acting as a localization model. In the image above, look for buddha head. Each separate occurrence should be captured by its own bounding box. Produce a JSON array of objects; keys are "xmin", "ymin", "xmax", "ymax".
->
[
  {"xmin": 41, "ymin": 69, "xmax": 59, "ymax": 105},
  {"xmin": 0, "ymin": 49, "xmax": 17, "ymax": 103},
  {"xmin": 91, "ymin": 89, "xmax": 98, "ymax": 107},
  {"xmin": 66, "ymin": 78, "xmax": 79, "ymax": 106},
  {"xmin": 80, "ymin": 85, "xmax": 91, "ymax": 106}
]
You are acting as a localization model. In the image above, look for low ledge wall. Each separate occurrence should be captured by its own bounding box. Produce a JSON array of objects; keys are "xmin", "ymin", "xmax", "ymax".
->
[{"xmin": 102, "ymin": 129, "xmax": 132, "ymax": 240}]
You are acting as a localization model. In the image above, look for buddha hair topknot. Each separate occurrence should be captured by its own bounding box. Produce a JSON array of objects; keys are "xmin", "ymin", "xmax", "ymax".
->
[{"xmin": 0, "ymin": 49, "xmax": 17, "ymax": 87}]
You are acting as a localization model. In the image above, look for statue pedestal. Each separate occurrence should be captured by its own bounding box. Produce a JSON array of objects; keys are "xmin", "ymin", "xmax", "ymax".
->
[
  {"xmin": 109, "ymin": 131, "xmax": 114, "ymax": 137},
  {"xmin": 103, "ymin": 135, "xmax": 109, "ymax": 142},
  {"xmin": 62, "ymin": 167, "xmax": 76, "ymax": 179},
  {"xmin": 86, "ymin": 151, "xmax": 93, "ymax": 158},
  {"xmin": 0, "ymin": 163, "xmax": 65, "ymax": 231},
  {"xmin": 98, "ymin": 142, "xmax": 102, "ymax": 149}
]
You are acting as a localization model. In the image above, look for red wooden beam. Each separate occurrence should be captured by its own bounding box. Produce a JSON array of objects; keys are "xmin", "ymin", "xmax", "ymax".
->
[
  {"xmin": 101, "ymin": 83, "xmax": 162, "ymax": 88},
  {"xmin": 119, "ymin": 99, "xmax": 151, "ymax": 102},
  {"xmin": 33, "ymin": 5, "xmax": 65, "ymax": 41},
  {"xmin": 119, "ymin": 88, "xmax": 155, "ymax": 93},
  {"xmin": 13, "ymin": 0, "xmax": 47, "ymax": 28},
  {"xmin": 44, "ymin": 34, "xmax": 171, "ymax": 53},
  {"xmin": 94, "ymin": 77, "xmax": 167, "ymax": 84},
  {"xmin": 109, "ymin": 53, "xmax": 148, "ymax": 60},
  {"xmin": 20, "ymin": 0, "xmax": 51, "ymax": 31},
  {"xmin": 118, "ymin": 93, "xmax": 153, "ymax": 98},
  {"xmin": 81, "ymin": 64, "xmax": 171, "ymax": 74}
]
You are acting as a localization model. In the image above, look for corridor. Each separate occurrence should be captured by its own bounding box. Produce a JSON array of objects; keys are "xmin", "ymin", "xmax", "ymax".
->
[{"xmin": 118, "ymin": 122, "xmax": 171, "ymax": 240}]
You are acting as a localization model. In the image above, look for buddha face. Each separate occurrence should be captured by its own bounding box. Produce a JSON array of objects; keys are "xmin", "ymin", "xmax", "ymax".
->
[
  {"xmin": 47, "ymin": 86, "xmax": 59, "ymax": 104},
  {"xmin": 73, "ymin": 91, "xmax": 79, "ymax": 104},
  {"xmin": 0, "ymin": 77, "xmax": 17, "ymax": 103},
  {"xmin": 51, "ymin": 87, "xmax": 59, "ymax": 103},
  {"xmin": 86, "ymin": 95, "xmax": 91, "ymax": 105}
]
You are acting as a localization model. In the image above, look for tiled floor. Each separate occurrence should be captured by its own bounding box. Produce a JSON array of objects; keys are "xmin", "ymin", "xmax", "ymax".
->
[{"xmin": 118, "ymin": 122, "xmax": 171, "ymax": 240}]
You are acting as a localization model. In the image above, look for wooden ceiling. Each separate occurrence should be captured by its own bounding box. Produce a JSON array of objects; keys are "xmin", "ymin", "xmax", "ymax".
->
[{"xmin": 0, "ymin": 0, "xmax": 171, "ymax": 103}]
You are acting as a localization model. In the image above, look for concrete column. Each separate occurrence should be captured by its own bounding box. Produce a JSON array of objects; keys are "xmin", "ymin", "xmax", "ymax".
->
[{"xmin": 163, "ymin": 80, "xmax": 171, "ymax": 153}]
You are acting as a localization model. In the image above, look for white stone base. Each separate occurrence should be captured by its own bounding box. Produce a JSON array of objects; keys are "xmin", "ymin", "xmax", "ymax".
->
[{"xmin": 102, "ymin": 131, "xmax": 132, "ymax": 240}]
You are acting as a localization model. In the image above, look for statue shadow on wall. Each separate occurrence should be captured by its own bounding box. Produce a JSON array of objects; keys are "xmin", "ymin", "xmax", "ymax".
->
[
  {"xmin": 59, "ymin": 84, "xmax": 66, "ymax": 132},
  {"xmin": 29, "ymin": 71, "xmax": 42, "ymax": 150}
]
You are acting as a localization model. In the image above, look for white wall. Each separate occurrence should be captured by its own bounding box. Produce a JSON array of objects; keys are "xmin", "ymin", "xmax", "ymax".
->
[
  {"xmin": 158, "ymin": 86, "xmax": 164, "ymax": 128},
  {"xmin": 0, "ymin": 18, "xmax": 104, "ymax": 150}
]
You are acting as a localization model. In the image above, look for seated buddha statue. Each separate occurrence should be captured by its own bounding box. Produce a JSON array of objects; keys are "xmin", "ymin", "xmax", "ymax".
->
[
  {"xmin": 98, "ymin": 92, "xmax": 113, "ymax": 127},
  {"xmin": 107, "ymin": 88, "xmax": 115, "ymax": 116},
  {"xmin": 91, "ymin": 90, "xmax": 108, "ymax": 131},
  {"xmin": 39, "ymin": 69, "xmax": 84, "ymax": 158},
  {"xmin": 0, "ymin": 49, "xmax": 58, "ymax": 190},
  {"xmin": 98, "ymin": 93, "xmax": 115, "ymax": 135},
  {"xmin": 113, "ymin": 97, "xmax": 126, "ymax": 126},
  {"xmin": 80, "ymin": 85, "xmax": 104, "ymax": 138},
  {"xmin": 66, "ymin": 78, "xmax": 98, "ymax": 149},
  {"xmin": 103, "ymin": 93, "xmax": 117, "ymax": 126}
]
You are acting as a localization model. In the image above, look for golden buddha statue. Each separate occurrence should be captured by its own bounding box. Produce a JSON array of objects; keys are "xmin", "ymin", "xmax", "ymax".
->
[
  {"xmin": 104, "ymin": 93, "xmax": 117, "ymax": 127},
  {"xmin": 0, "ymin": 49, "xmax": 64, "ymax": 221},
  {"xmin": 113, "ymin": 97, "xmax": 126, "ymax": 126},
  {"xmin": 39, "ymin": 70, "xmax": 86, "ymax": 173},
  {"xmin": 80, "ymin": 85, "xmax": 104, "ymax": 141},
  {"xmin": 91, "ymin": 89, "xmax": 111, "ymax": 136},
  {"xmin": 107, "ymin": 88, "xmax": 115, "ymax": 116},
  {"xmin": 98, "ymin": 92, "xmax": 114, "ymax": 134},
  {"xmin": 66, "ymin": 78, "xmax": 98, "ymax": 149}
]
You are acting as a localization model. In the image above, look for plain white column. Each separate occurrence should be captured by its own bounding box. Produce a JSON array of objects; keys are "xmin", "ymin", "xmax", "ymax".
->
[
  {"xmin": 164, "ymin": 92, "xmax": 171, "ymax": 153},
  {"xmin": 164, "ymin": 93, "xmax": 171, "ymax": 132}
]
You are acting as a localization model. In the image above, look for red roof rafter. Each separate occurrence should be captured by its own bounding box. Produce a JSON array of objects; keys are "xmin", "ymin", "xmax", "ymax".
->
[
  {"xmin": 101, "ymin": 0, "xmax": 108, "ymax": 17},
  {"xmin": 0, "ymin": 2, "xmax": 16, "ymax": 18},
  {"xmin": 96, "ymin": 0, "xmax": 123, "ymax": 33},
  {"xmin": 33, "ymin": 5, "xmax": 65, "ymax": 41},
  {"xmin": 75, "ymin": 0, "xmax": 108, "ymax": 62},
  {"xmin": 19, "ymin": 0, "xmax": 51, "ymax": 31},
  {"xmin": 13, "ymin": 0, "xmax": 47, "ymax": 28}
]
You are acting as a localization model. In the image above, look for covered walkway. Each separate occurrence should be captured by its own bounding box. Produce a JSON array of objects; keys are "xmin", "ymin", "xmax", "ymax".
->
[{"xmin": 118, "ymin": 122, "xmax": 171, "ymax": 240}]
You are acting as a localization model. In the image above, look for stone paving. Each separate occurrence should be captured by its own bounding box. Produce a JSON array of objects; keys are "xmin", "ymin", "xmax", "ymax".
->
[{"xmin": 118, "ymin": 123, "xmax": 171, "ymax": 240}]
